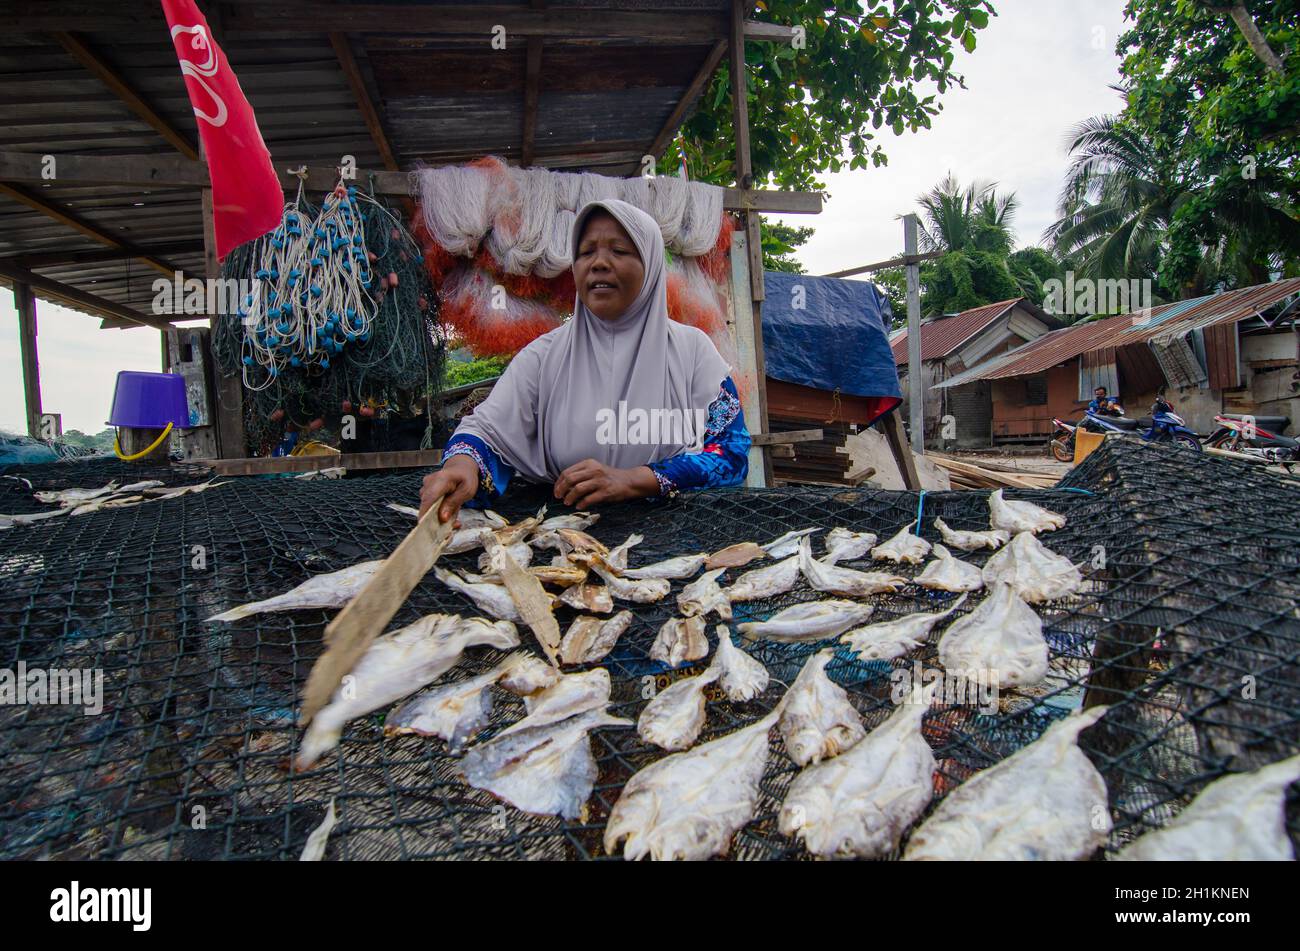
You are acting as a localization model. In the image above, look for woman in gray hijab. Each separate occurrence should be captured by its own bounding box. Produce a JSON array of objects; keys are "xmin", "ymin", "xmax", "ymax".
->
[{"xmin": 419, "ymin": 198, "xmax": 750, "ymax": 524}]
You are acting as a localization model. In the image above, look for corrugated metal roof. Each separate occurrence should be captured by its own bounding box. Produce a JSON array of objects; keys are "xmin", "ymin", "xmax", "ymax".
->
[
  {"xmin": 892, "ymin": 297, "xmax": 1020, "ymax": 367},
  {"xmin": 0, "ymin": 1, "xmax": 732, "ymax": 324},
  {"xmin": 934, "ymin": 279, "xmax": 1300, "ymax": 389}
]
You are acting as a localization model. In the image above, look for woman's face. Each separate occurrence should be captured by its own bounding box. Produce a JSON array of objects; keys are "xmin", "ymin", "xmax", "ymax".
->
[{"xmin": 573, "ymin": 211, "xmax": 645, "ymax": 320}]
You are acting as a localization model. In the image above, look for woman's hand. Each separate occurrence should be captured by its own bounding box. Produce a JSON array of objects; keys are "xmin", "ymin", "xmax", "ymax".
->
[
  {"xmin": 419, "ymin": 455, "xmax": 481, "ymax": 524},
  {"xmin": 553, "ymin": 459, "xmax": 659, "ymax": 508}
]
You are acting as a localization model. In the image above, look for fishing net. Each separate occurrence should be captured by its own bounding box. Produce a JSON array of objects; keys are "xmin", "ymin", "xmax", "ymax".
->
[{"xmin": 0, "ymin": 439, "xmax": 1296, "ymax": 860}]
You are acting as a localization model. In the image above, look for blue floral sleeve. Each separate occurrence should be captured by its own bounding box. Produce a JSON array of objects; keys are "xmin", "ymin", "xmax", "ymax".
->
[
  {"xmin": 647, "ymin": 377, "xmax": 750, "ymax": 495},
  {"xmin": 442, "ymin": 432, "xmax": 514, "ymax": 508}
]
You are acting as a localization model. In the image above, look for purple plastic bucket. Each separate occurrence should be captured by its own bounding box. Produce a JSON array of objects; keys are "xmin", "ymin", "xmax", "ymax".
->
[{"xmin": 107, "ymin": 371, "xmax": 192, "ymax": 429}]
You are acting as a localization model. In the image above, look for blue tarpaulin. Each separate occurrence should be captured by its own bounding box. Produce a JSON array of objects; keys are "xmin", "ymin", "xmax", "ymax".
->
[{"xmin": 760, "ymin": 271, "xmax": 901, "ymax": 421}]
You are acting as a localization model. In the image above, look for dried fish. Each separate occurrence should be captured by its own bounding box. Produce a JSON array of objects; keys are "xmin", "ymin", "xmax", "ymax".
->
[
  {"xmin": 209, "ymin": 560, "xmax": 384, "ymax": 622},
  {"xmin": 622, "ymin": 553, "xmax": 708, "ymax": 580},
  {"xmin": 988, "ymin": 489, "xmax": 1066, "ymax": 534},
  {"xmin": 841, "ymin": 595, "xmax": 968, "ymax": 662},
  {"xmin": 606, "ymin": 533, "xmax": 643, "ymax": 572},
  {"xmin": 536, "ymin": 511, "xmax": 599, "ymax": 533},
  {"xmin": 485, "ymin": 534, "xmax": 561, "ymax": 665},
  {"xmin": 761, "ymin": 528, "xmax": 821, "ymax": 559},
  {"xmin": 296, "ymin": 614, "xmax": 519, "ymax": 769},
  {"xmin": 35, "ymin": 481, "xmax": 119, "ymax": 506},
  {"xmin": 589, "ymin": 560, "xmax": 670, "ymax": 603},
  {"xmin": 496, "ymin": 652, "xmax": 561, "ymax": 696},
  {"xmin": 435, "ymin": 567, "xmax": 525, "ymax": 622},
  {"xmin": 496, "ymin": 667, "xmax": 613, "ymax": 740},
  {"xmin": 555, "ymin": 528, "xmax": 609, "ymax": 557},
  {"xmin": 638, "ymin": 666, "xmax": 721, "ymax": 751},
  {"xmin": 386, "ymin": 503, "xmax": 421, "ymax": 518},
  {"xmin": 677, "ymin": 567, "xmax": 733, "ymax": 620},
  {"xmin": 937, "ymin": 581, "xmax": 1048, "ymax": 689},
  {"xmin": 708, "ymin": 625, "xmax": 769, "ymax": 702},
  {"xmin": 724, "ymin": 554, "xmax": 800, "ymax": 602},
  {"xmin": 903, "ymin": 706, "xmax": 1111, "ymax": 860},
  {"xmin": 799, "ymin": 537, "xmax": 907, "ymax": 597},
  {"xmin": 445, "ymin": 526, "xmax": 492, "ymax": 555},
  {"xmin": 737, "ymin": 599, "xmax": 875, "ymax": 643},
  {"xmin": 706, "ymin": 541, "xmax": 767, "ymax": 570},
  {"xmin": 605, "ymin": 710, "xmax": 779, "ymax": 860},
  {"xmin": 871, "ymin": 526, "xmax": 932, "ymax": 564},
  {"xmin": 1115, "ymin": 753, "xmax": 1300, "ymax": 860},
  {"xmin": 456, "ymin": 508, "xmax": 509, "ymax": 530},
  {"xmin": 915, "ymin": 544, "xmax": 984, "ymax": 593},
  {"xmin": 822, "ymin": 528, "xmax": 878, "ymax": 565},
  {"xmin": 0, "ymin": 507, "xmax": 71, "ymax": 528},
  {"xmin": 650, "ymin": 615, "xmax": 709, "ymax": 667},
  {"xmin": 299, "ymin": 799, "xmax": 337, "ymax": 861},
  {"xmin": 385, "ymin": 663, "xmax": 508, "ymax": 751},
  {"xmin": 981, "ymin": 531, "xmax": 1083, "ymax": 603},
  {"xmin": 462, "ymin": 707, "xmax": 633, "ymax": 820},
  {"xmin": 778, "ymin": 649, "xmax": 865, "ymax": 767},
  {"xmin": 934, "ymin": 517, "xmax": 1009, "ymax": 552},
  {"xmin": 780, "ymin": 683, "xmax": 937, "ymax": 858},
  {"xmin": 477, "ymin": 540, "xmax": 533, "ymax": 572},
  {"xmin": 558, "ymin": 582, "xmax": 614, "ymax": 613},
  {"xmin": 559, "ymin": 611, "xmax": 633, "ymax": 666}
]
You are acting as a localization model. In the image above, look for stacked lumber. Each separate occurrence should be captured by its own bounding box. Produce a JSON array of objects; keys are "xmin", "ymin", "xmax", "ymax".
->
[
  {"xmin": 770, "ymin": 415, "xmax": 856, "ymax": 484},
  {"xmin": 928, "ymin": 454, "xmax": 1060, "ymax": 490}
]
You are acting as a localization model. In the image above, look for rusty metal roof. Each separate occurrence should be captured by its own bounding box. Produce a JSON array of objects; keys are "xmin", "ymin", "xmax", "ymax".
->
[
  {"xmin": 891, "ymin": 297, "xmax": 1022, "ymax": 367},
  {"xmin": 0, "ymin": 0, "xmax": 733, "ymax": 324},
  {"xmin": 934, "ymin": 278, "xmax": 1300, "ymax": 389}
]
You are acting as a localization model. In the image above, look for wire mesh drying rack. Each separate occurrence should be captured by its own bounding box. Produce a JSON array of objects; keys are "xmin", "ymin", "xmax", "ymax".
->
[{"xmin": 0, "ymin": 439, "xmax": 1296, "ymax": 860}]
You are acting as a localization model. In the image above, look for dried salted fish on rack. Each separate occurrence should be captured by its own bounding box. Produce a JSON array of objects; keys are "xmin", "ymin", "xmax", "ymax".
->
[
  {"xmin": 638, "ymin": 665, "xmax": 721, "ymax": 751},
  {"xmin": 723, "ymin": 554, "xmax": 800, "ymax": 602},
  {"xmin": 385, "ymin": 660, "xmax": 513, "ymax": 751},
  {"xmin": 799, "ymin": 537, "xmax": 907, "ymax": 597},
  {"xmin": 496, "ymin": 652, "xmax": 561, "ymax": 696},
  {"xmin": 780, "ymin": 683, "xmax": 937, "ymax": 858},
  {"xmin": 476, "ymin": 541, "xmax": 533, "ymax": 572},
  {"xmin": 822, "ymin": 528, "xmax": 878, "ymax": 565},
  {"xmin": 871, "ymin": 526, "xmax": 932, "ymax": 565},
  {"xmin": 981, "ymin": 531, "xmax": 1082, "ymax": 603},
  {"xmin": 622, "ymin": 553, "xmax": 708, "ymax": 580},
  {"xmin": 536, "ymin": 510, "xmax": 599, "ymax": 534},
  {"xmin": 651, "ymin": 615, "xmax": 709, "ymax": 667},
  {"xmin": 605, "ymin": 710, "xmax": 780, "ymax": 860},
  {"xmin": 485, "ymin": 533, "xmax": 562, "ymax": 665},
  {"xmin": 296, "ymin": 614, "xmax": 519, "ymax": 768},
  {"xmin": 915, "ymin": 544, "xmax": 984, "ymax": 593},
  {"xmin": 841, "ymin": 595, "xmax": 968, "ymax": 662},
  {"xmin": 435, "ymin": 567, "xmax": 525, "ymax": 622},
  {"xmin": 937, "ymin": 581, "xmax": 1048, "ymax": 689},
  {"xmin": 778, "ymin": 649, "xmax": 865, "ymax": 767},
  {"xmin": 208, "ymin": 560, "xmax": 384, "ymax": 622},
  {"xmin": 707, "ymin": 625, "xmax": 769, "ymax": 701},
  {"xmin": 933, "ymin": 517, "xmax": 1009, "ymax": 552},
  {"xmin": 495, "ymin": 667, "xmax": 613, "ymax": 740},
  {"xmin": 461, "ymin": 707, "xmax": 633, "ymax": 820},
  {"xmin": 589, "ymin": 560, "xmax": 670, "ymax": 603},
  {"xmin": 737, "ymin": 599, "xmax": 875, "ymax": 643},
  {"xmin": 988, "ymin": 489, "xmax": 1066, "ymax": 534},
  {"xmin": 559, "ymin": 611, "xmax": 633, "ymax": 666},
  {"xmin": 1115, "ymin": 753, "xmax": 1300, "ymax": 861},
  {"xmin": 677, "ymin": 567, "xmax": 732, "ymax": 620},
  {"xmin": 605, "ymin": 533, "xmax": 643, "ymax": 572},
  {"xmin": 761, "ymin": 528, "xmax": 821, "ymax": 559},
  {"xmin": 705, "ymin": 541, "xmax": 767, "ymax": 570},
  {"xmin": 904, "ymin": 706, "xmax": 1111, "ymax": 860},
  {"xmin": 558, "ymin": 582, "xmax": 614, "ymax": 613}
]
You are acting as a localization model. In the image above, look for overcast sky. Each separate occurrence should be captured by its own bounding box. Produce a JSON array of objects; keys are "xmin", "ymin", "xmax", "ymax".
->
[{"xmin": 0, "ymin": 0, "xmax": 1130, "ymax": 436}]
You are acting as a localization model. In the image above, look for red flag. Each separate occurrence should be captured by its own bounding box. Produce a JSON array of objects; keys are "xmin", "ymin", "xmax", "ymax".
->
[{"xmin": 161, "ymin": 0, "xmax": 283, "ymax": 259}]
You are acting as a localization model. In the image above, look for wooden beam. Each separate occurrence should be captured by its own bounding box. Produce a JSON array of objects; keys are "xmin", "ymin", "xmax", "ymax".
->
[
  {"xmin": 742, "ymin": 21, "xmax": 799, "ymax": 43},
  {"xmin": 730, "ymin": 0, "xmax": 772, "ymax": 486},
  {"xmin": 647, "ymin": 39, "xmax": 728, "ymax": 160},
  {"xmin": 204, "ymin": 450, "xmax": 442, "ymax": 476},
  {"xmin": 329, "ymin": 32, "xmax": 400, "ymax": 172},
  {"xmin": 201, "ymin": 164, "xmax": 246, "ymax": 460},
  {"xmin": 881, "ymin": 411, "xmax": 922, "ymax": 491},
  {"xmin": 51, "ymin": 31, "xmax": 199, "ymax": 161},
  {"xmin": 823, "ymin": 250, "xmax": 944, "ymax": 278},
  {"xmin": 0, "ymin": 259, "xmax": 173, "ymax": 330},
  {"xmin": 15, "ymin": 240, "xmax": 205, "ymax": 269},
  {"xmin": 904, "ymin": 214, "xmax": 924, "ymax": 454},
  {"xmin": 13, "ymin": 282, "xmax": 42, "ymax": 438},
  {"xmin": 750, "ymin": 428, "xmax": 824, "ymax": 446},
  {"xmin": 0, "ymin": 182, "xmax": 181, "ymax": 277},
  {"xmin": 521, "ymin": 37, "xmax": 543, "ymax": 168}
]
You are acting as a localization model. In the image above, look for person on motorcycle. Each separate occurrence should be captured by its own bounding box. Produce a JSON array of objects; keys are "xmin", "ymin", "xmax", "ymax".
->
[{"xmin": 1088, "ymin": 386, "xmax": 1123, "ymax": 417}]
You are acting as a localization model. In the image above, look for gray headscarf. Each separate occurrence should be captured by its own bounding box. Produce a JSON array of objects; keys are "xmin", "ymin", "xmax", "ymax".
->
[{"xmin": 453, "ymin": 198, "xmax": 732, "ymax": 482}]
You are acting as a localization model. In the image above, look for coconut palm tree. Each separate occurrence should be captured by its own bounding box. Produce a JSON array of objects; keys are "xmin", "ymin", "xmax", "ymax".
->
[{"xmin": 916, "ymin": 176, "xmax": 1019, "ymax": 255}]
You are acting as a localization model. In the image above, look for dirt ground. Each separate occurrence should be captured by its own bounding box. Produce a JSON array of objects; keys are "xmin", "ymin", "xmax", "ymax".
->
[{"xmin": 945, "ymin": 449, "xmax": 1074, "ymax": 480}]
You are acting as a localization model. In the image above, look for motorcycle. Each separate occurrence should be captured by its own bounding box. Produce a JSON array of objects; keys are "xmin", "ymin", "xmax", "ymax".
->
[
  {"xmin": 1049, "ymin": 396, "xmax": 1201, "ymax": 462},
  {"xmin": 1204, "ymin": 414, "xmax": 1300, "ymax": 465}
]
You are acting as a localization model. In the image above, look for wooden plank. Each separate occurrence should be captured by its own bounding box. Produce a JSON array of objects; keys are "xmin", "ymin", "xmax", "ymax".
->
[
  {"xmin": 904, "ymin": 213, "xmax": 923, "ymax": 455},
  {"xmin": 51, "ymin": 31, "xmax": 199, "ymax": 160},
  {"xmin": 881, "ymin": 411, "xmax": 922, "ymax": 491},
  {"xmin": 742, "ymin": 21, "xmax": 800, "ymax": 42},
  {"xmin": 646, "ymin": 38, "xmax": 727, "ymax": 160},
  {"xmin": 750, "ymin": 428, "xmax": 823, "ymax": 446},
  {"xmin": 330, "ymin": 32, "xmax": 400, "ymax": 172},
  {"xmin": 0, "ymin": 182, "xmax": 181, "ymax": 277},
  {"xmin": 299, "ymin": 503, "xmax": 456, "ymax": 729},
  {"xmin": 13, "ymin": 282, "xmax": 42, "ymax": 438},
  {"xmin": 0, "ymin": 258, "xmax": 173, "ymax": 329},
  {"xmin": 822, "ymin": 250, "xmax": 943, "ymax": 278},
  {"xmin": 203, "ymin": 450, "xmax": 443, "ymax": 476},
  {"xmin": 201, "ymin": 168, "xmax": 245, "ymax": 461},
  {"xmin": 521, "ymin": 37, "xmax": 543, "ymax": 167},
  {"xmin": 17, "ymin": 240, "xmax": 204, "ymax": 268}
]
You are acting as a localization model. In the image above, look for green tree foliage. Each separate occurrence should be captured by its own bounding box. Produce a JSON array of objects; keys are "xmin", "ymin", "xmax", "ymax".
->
[
  {"xmin": 663, "ymin": 1, "xmax": 996, "ymax": 191},
  {"xmin": 761, "ymin": 218, "xmax": 815, "ymax": 272},
  {"xmin": 444, "ymin": 356, "xmax": 510, "ymax": 390}
]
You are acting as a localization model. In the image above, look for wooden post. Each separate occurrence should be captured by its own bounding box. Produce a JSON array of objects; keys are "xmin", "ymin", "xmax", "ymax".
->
[
  {"xmin": 904, "ymin": 213, "xmax": 924, "ymax": 455},
  {"xmin": 882, "ymin": 411, "xmax": 922, "ymax": 490},
  {"xmin": 200, "ymin": 141, "xmax": 246, "ymax": 459},
  {"xmin": 731, "ymin": 0, "xmax": 772, "ymax": 486},
  {"xmin": 14, "ymin": 282, "xmax": 42, "ymax": 438}
]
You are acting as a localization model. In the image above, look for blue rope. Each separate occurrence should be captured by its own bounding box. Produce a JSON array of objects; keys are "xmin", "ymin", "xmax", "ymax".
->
[{"xmin": 913, "ymin": 490, "xmax": 928, "ymax": 535}]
